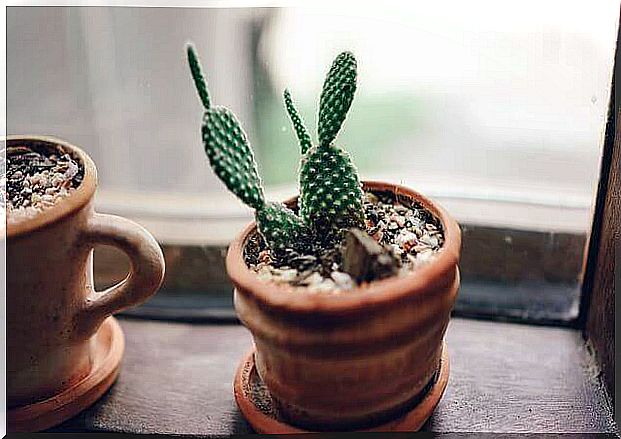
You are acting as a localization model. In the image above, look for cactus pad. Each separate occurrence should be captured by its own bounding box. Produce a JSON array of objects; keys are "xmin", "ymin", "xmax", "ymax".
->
[
  {"xmin": 256, "ymin": 202, "xmax": 312, "ymax": 253},
  {"xmin": 202, "ymin": 106, "xmax": 265, "ymax": 210},
  {"xmin": 317, "ymin": 51, "xmax": 357, "ymax": 147},
  {"xmin": 201, "ymin": 107, "xmax": 309, "ymax": 253},
  {"xmin": 298, "ymin": 51, "xmax": 365, "ymax": 238},
  {"xmin": 187, "ymin": 43, "xmax": 211, "ymax": 110},
  {"xmin": 284, "ymin": 89, "xmax": 312, "ymax": 155},
  {"xmin": 299, "ymin": 145, "xmax": 365, "ymax": 236}
]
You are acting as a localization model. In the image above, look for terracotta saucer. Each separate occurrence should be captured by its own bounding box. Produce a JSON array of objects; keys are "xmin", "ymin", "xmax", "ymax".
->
[
  {"xmin": 8, "ymin": 316, "xmax": 125, "ymax": 432},
  {"xmin": 234, "ymin": 343, "xmax": 449, "ymax": 433}
]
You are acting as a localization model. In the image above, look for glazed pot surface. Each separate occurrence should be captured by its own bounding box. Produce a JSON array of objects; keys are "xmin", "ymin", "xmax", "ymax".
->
[
  {"xmin": 229, "ymin": 181, "xmax": 461, "ymax": 430},
  {"xmin": 6, "ymin": 136, "xmax": 165, "ymax": 407}
]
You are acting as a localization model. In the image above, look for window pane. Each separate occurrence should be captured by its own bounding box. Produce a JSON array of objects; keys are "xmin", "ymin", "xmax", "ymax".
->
[
  {"xmin": 255, "ymin": 4, "xmax": 617, "ymax": 225},
  {"xmin": 6, "ymin": 5, "xmax": 618, "ymax": 323}
]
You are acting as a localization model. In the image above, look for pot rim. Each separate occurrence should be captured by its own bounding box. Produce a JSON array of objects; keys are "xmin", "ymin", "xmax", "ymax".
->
[
  {"xmin": 5, "ymin": 135, "xmax": 97, "ymax": 239},
  {"xmin": 226, "ymin": 180, "xmax": 462, "ymax": 315}
]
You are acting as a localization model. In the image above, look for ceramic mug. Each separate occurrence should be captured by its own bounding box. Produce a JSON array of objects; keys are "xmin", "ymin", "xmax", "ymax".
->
[{"xmin": 6, "ymin": 135, "xmax": 165, "ymax": 408}]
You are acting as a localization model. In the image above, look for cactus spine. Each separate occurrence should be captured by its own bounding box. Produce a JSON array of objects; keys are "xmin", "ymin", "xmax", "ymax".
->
[
  {"xmin": 298, "ymin": 51, "xmax": 365, "ymax": 237},
  {"xmin": 188, "ymin": 43, "xmax": 310, "ymax": 253}
]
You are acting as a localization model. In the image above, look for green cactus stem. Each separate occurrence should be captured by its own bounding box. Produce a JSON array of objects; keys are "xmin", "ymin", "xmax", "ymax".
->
[
  {"xmin": 189, "ymin": 45, "xmax": 310, "ymax": 253},
  {"xmin": 298, "ymin": 51, "xmax": 365, "ymax": 237},
  {"xmin": 186, "ymin": 43, "xmax": 211, "ymax": 110},
  {"xmin": 284, "ymin": 89, "xmax": 312, "ymax": 155},
  {"xmin": 317, "ymin": 51, "xmax": 357, "ymax": 147},
  {"xmin": 299, "ymin": 146, "xmax": 365, "ymax": 236},
  {"xmin": 202, "ymin": 106, "xmax": 311, "ymax": 253},
  {"xmin": 255, "ymin": 201, "xmax": 312, "ymax": 253},
  {"xmin": 202, "ymin": 106, "xmax": 265, "ymax": 210}
]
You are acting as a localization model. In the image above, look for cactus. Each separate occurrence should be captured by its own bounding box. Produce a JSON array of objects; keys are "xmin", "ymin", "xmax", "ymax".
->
[
  {"xmin": 255, "ymin": 201, "xmax": 311, "ymax": 252},
  {"xmin": 188, "ymin": 43, "xmax": 366, "ymax": 253},
  {"xmin": 298, "ymin": 51, "xmax": 365, "ymax": 237},
  {"xmin": 317, "ymin": 51, "xmax": 357, "ymax": 147},
  {"xmin": 283, "ymin": 89, "xmax": 312, "ymax": 155},
  {"xmin": 187, "ymin": 43, "xmax": 211, "ymax": 110},
  {"xmin": 188, "ymin": 43, "xmax": 310, "ymax": 253},
  {"xmin": 201, "ymin": 107, "xmax": 265, "ymax": 210}
]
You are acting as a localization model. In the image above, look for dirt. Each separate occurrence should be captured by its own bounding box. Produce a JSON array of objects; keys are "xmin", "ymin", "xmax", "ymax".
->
[
  {"xmin": 244, "ymin": 190, "xmax": 445, "ymax": 292},
  {"xmin": 3, "ymin": 145, "xmax": 83, "ymax": 214}
]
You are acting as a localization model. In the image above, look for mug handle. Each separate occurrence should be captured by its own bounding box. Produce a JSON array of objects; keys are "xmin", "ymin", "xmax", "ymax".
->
[{"xmin": 74, "ymin": 213, "xmax": 165, "ymax": 340}]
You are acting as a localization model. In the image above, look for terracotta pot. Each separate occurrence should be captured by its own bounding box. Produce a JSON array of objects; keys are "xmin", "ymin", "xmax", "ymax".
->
[
  {"xmin": 6, "ymin": 135, "xmax": 165, "ymax": 408},
  {"xmin": 228, "ymin": 181, "xmax": 461, "ymax": 430}
]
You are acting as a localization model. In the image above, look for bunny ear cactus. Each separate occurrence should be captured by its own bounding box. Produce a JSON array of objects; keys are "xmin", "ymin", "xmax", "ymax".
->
[
  {"xmin": 298, "ymin": 51, "xmax": 366, "ymax": 237},
  {"xmin": 201, "ymin": 107, "xmax": 264, "ymax": 210},
  {"xmin": 188, "ymin": 43, "xmax": 366, "ymax": 255},
  {"xmin": 187, "ymin": 43, "xmax": 212, "ymax": 110},
  {"xmin": 317, "ymin": 51, "xmax": 357, "ymax": 147},
  {"xmin": 187, "ymin": 43, "xmax": 311, "ymax": 254},
  {"xmin": 283, "ymin": 89, "xmax": 312, "ymax": 155}
]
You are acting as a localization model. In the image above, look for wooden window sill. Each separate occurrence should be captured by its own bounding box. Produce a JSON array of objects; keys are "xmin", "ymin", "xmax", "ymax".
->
[{"xmin": 47, "ymin": 317, "xmax": 617, "ymax": 434}]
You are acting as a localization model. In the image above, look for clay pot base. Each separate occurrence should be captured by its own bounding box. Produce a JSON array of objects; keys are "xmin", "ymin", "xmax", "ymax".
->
[
  {"xmin": 8, "ymin": 317, "xmax": 125, "ymax": 432},
  {"xmin": 234, "ymin": 343, "xmax": 450, "ymax": 433}
]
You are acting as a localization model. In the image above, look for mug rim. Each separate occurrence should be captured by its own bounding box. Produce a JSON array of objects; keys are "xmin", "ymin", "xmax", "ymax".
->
[{"xmin": 5, "ymin": 135, "xmax": 97, "ymax": 239}]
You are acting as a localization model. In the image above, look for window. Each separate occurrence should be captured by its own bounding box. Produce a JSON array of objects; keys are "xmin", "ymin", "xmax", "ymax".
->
[{"xmin": 6, "ymin": 4, "xmax": 619, "ymax": 324}]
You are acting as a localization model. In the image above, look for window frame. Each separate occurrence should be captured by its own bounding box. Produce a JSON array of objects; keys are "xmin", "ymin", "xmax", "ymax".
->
[{"xmin": 578, "ymin": 21, "xmax": 619, "ymax": 410}]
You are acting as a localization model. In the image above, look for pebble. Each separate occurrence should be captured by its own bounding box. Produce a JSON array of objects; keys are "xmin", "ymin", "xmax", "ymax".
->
[
  {"xmin": 370, "ymin": 229, "xmax": 384, "ymax": 242},
  {"xmin": 419, "ymin": 234, "xmax": 439, "ymax": 248},
  {"xmin": 291, "ymin": 255, "xmax": 317, "ymax": 270},
  {"xmin": 64, "ymin": 160, "xmax": 79, "ymax": 179},
  {"xmin": 331, "ymin": 271, "xmax": 355, "ymax": 289},
  {"xmin": 278, "ymin": 269, "xmax": 298, "ymax": 282},
  {"xmin": 312, "ymin": 278, "xmax": 337, "ymax": 292},
  {"xmin": 414, "ymin": 250, "xmax": 435, "ymax": 265},
  {"xmin": 258, "ymin": 250, "xmax": 272, "ymax": 264},
  {"xmin": 299, "ymin": 272, "xmax": 323, "ymax": 286},
  {"xmin": 413, "ymin": 244, "xmax": 430, "ymax": 253},
  {"xmin": 396, "ymin": 231, "xmax": 418, "ymax": 252}
]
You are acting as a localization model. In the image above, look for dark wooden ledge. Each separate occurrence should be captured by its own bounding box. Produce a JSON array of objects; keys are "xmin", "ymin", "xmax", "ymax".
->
[{"xmin": 48, "ymin": 317, "xmax": 617, "ymax": 435}]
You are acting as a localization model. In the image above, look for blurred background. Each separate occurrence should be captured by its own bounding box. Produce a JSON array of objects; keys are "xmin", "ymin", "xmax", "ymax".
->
[
  {"xmin": 8, "ymin": 4, "xmax": 618, "ymax": 229},
  {"xmin": 6, "ymin": 4, "xmax": 619, "ymax": 323}
]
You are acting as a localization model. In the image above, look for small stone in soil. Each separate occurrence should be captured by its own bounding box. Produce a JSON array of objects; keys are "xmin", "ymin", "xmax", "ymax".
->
[
  {"xmin": 331, "ymin": 271, "xmax": 355, "ymax": 289},
  {"xmin": 342, "ymin": 228, "xmax": 401, "ymax": 283}
]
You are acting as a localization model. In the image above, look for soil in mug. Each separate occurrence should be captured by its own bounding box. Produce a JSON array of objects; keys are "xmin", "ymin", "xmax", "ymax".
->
[
  {"xmin": 3, "ymin": 144, "xmax": 84, "ymax": 218},
  {"xmin": 244, "ymin": 190, "xmax": 445, "ymax": 292}
]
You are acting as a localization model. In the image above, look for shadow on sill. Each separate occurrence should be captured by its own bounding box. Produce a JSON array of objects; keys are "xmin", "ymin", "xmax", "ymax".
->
[
  {"xmin": 45, "ymin": 317, "xmax": 618, "ymax": 435},
  {"xmin": 119, "ymin": 278, "xmax": 581, "ymax": 327}
]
